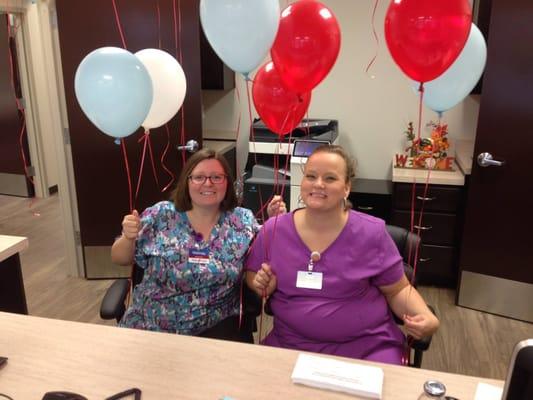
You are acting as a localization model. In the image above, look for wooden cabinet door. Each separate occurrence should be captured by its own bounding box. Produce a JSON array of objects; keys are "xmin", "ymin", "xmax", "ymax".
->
[
  {"xmin": 55, "ymin": 0, "xmax": 202, "ymax": 278},
  {"xmin": 457, "ymin": 0, "xmax": 533, "ymax": 321}
]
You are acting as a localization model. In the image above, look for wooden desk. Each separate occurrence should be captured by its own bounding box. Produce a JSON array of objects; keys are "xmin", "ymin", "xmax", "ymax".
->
[
  {"xmin": 0, "ymin": 235, "xmax": 28, "ymax": 314},
  {"xmin": 0, "ymin": 312, "xmax": 503, "ymax": 399}
]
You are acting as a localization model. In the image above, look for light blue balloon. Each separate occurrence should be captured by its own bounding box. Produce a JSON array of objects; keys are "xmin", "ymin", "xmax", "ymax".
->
[
  {"xmin": 413, "ymin": 24, "xmax": 487, "ymax": 114},
  {"xmin": 200, "ymin": 0, "xmax": 280, "ymax": 75},
  {"xmin": 75, "ymin": 47, "xmax": 153, "ymax": 138}
]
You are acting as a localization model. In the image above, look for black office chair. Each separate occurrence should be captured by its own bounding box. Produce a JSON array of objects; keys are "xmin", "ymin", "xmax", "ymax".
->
[
  {"xmin": 261, "ymin": 224, "xmax": 434, "ymax": 368},
  {"xmin": 99, "ymin": 264, "xmax": 261, "ymax": 343},
  {"xmin": 385, "ymin": 224, "xmax": 435, "ymax": 368}
]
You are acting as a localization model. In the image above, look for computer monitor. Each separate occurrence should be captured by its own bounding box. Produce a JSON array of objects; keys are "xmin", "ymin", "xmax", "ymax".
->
[
  {"xmin": 292, "ymin": 140, "xmax": 330, "ymax": 158},
  {"xmin": 502, "ymin": 339, "xmax": 533, "ymax": 400}
]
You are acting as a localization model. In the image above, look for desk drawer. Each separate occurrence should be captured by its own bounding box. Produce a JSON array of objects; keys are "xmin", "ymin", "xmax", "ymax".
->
[
  {"xmin": 390, "ymin": 210, "xmax": 457, "ymax": 245},
  {"xmin": 393, "ymin": 183, "xmax": 463, "ymax": 213},
  {"xmin": 415, "ymin": 244, "xmax": 457, "ymax": 287},
  {"xmin": 349, "ymin": 192, "xmax": 391, "ymax": 223}
]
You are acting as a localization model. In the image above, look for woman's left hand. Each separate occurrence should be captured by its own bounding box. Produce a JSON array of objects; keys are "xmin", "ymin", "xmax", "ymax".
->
[
  {"xmin": 403, "ymin": 313, "xmax": 439, "ymax": 340},
  {"xmin": 267, "ymin": 195, "xmax": 287, "ymax": 217}
]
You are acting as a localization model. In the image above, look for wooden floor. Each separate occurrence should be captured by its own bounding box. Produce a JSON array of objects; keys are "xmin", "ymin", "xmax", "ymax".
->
[{"xmin": 2, "ymin": 193, "xmax": 533, "ymax": 380}]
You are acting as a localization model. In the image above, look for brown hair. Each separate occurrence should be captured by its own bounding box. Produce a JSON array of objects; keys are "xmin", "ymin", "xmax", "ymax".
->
[
  {"xmin": 307, "ymin": 144, "xmax": 356, "ymax": 210},
  {"xmin": 171, "ymin": 148, "xmax": 237, "ymax": 212}
]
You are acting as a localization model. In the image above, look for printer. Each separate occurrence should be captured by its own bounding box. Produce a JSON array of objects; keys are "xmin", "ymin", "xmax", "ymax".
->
[
  {"xmin": 250, "ymin": 118, "xmax": 338, "ymax": 143},
  {"xmin": 242, "ymin": 164, "xmax": 290, "ymax": 224},
  {"xmin": 244, "ymin": 119, "xmax": 339, "ymax": 213}
]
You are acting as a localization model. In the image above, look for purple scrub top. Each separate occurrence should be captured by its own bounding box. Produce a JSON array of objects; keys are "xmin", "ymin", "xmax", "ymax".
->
[{"xmin": 245, "ymin": 210, "xmax": 406, "ymax": 364}]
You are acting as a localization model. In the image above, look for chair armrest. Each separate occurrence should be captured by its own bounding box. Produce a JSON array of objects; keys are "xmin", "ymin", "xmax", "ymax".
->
[
  {"xmin": 243, "ymin": 284, "xmax": 262, "ymax": 317},
  {"xmin": 410, "ymin": 334, "xmax": 432, "ymax": 351},
  {"xmin": 100, "ymin": 279, "xmax": 130, "ymax": 320}
]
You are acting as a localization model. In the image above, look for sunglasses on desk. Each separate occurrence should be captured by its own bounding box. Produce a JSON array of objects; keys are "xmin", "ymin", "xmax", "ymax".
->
[{"xmin": 42, "ymin": 388, "xmax": 141, "ymax": 400}]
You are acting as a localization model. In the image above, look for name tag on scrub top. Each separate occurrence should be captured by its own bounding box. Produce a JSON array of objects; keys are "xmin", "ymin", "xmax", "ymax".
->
[
  {"xmin": 296, "ymin": 271, "xmax": 323, "ymax": 290},
  {"xmin": 296, "ymin": 251, "xmax": 323, "ymax": 290},
  {"xmin": 188, "ymin": 247, "xmax": 210, "ymax": 265}
]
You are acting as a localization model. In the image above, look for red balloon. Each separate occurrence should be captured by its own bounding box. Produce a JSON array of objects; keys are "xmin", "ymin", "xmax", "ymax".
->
[
  {"xmin": 271, "ymin": 0, "xmax": 341, "ymax": 93},
  {"xmin": 385, "ymin": 0, "xmax": 472, "ymax": 83},
  {"xmin": 252, "ymin": 61, "xmax": 311, "ymax": 136}
]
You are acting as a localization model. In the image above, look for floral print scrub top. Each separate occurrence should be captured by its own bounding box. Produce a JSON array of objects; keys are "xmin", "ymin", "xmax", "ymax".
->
[{"xmin": 119, "ymin": 201, "xmax": 260, "ymax": 335}]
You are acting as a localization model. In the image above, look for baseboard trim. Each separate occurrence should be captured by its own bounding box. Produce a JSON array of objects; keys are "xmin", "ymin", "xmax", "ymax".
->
[{"xmin": 458, "ymin": 270, "xmax": 533, "ymax": 322}]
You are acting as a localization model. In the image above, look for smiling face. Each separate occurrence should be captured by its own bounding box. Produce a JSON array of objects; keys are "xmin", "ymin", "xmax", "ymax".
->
[
  {"xmin": 300, "ymin": 152, "xmax": 350, "ymax": 212},
  {"xmin": 187, "ymin": 159, "xmax": 228, "ymax": 210}
]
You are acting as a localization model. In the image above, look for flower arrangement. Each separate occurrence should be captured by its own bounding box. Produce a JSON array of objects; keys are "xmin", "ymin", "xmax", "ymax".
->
[{"xmin": 395, "ymin": 121, "xmax": 454, "ymax": 170}]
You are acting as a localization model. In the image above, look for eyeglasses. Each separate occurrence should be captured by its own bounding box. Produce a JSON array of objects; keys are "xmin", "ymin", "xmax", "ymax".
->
[{"xmin": 188, "ymin": 174, "xmax": 227, "ymax": 185}]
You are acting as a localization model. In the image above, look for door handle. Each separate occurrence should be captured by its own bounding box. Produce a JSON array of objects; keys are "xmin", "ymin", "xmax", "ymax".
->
[
  {"xmin": 177, "ymin": 139, "xmax": 199, "ymax": 153},
  {"xmin": 414, "ymin": 225, "xmax": 432, "ymax": 231},
  {"xmin": 416, "ymin": 195, "xmax": 436, "ymax": 201},
  {"xmin": 477, "ymin": 152, "xmax": 505, "ymax": 167}
]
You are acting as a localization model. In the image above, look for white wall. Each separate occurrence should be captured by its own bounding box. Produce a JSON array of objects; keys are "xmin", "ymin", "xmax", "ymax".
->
[{"xmin": 202, "ymin": 0, "xmax": 480, "ymax": 180}]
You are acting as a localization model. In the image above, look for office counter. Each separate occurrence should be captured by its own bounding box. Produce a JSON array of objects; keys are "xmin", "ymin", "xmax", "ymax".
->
[
  {"xmin": 0, "ymin": 235, "xmax": 28, "ymax": 314},
  {"xmin": 0, "ymin": 312, "xmax": 503, "ymax": 399}
]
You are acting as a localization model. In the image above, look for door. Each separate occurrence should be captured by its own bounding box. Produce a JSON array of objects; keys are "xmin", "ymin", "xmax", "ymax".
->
[
  {"xmin": 457, "ymin": 0, "xmax": 533, "ymax": 321},
  {"xmin": 0, "ymin": 14, "xmax": 33, "ymax": 197},
  {"xmin": 55, "ymin": 0, "xmax": 202, "ymax": 278}
]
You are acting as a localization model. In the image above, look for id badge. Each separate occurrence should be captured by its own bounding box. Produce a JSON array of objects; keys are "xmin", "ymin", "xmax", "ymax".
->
[
  {"xmin": 188, "ymin": 247, "xmax": 210, "ymax": 265},
  {"xmin": 296, "ymin": 271, "xmax": 323, "ymax": 290}
]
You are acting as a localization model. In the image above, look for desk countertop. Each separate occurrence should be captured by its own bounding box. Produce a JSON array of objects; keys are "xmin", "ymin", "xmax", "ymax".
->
[
  {"xmin": 392, "ymin": 158, "xmax": 465, "ymax": 186},
  {"xmin": 0, "ymin": 235, "xmax": 28, "ymax": 262},
  {"xmin": 0, "ymin": 312, "xmax": 503, "ymax": 399}
]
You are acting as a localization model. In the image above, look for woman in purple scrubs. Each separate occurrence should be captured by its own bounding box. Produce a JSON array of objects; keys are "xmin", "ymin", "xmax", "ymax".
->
[{"xmin": 245, "ymin": 145, "xmax": 439, "ymax": 364}]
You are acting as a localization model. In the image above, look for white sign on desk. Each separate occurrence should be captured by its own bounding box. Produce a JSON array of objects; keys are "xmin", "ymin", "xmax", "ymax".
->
[{"xmin": 291, "ymin": 353, "xmax": 384, "ymax": 399}]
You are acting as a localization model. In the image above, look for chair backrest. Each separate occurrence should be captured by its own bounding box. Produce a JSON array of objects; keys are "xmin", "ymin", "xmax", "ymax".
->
[
  {"xmin": 385, "ymin": 224, "xmax": 421, "ymax": 285},
  {"xmin": 132, "ymin": 264, "xmax": 144, "ymax": 286}
]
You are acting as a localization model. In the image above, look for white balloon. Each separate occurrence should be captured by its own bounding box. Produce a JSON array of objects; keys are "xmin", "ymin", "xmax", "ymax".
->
[{"xmin": 135, "ymin": 49, "xmax": 187, "ymax": 130}]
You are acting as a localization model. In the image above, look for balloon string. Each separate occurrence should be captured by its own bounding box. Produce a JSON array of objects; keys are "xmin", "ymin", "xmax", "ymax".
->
[
  {"xmin": 135, "ymin": 132, "xmax": 149, "ymax": 204},
  {"xmin": 7, "ymin": 16, "xmax": 38, "ymax": 212},
  {"xmin": 246, "ymin": 78, "xmax": 270, "ymax": 263},
  {"xmin": 364, "ymin": 0, "xmax": 380, "ymax": 78},
  {"xmin": 153, "ymin": 0, "xmax": 173, "ymax": 194},
  {"xmin": 247, "ymin": 79, "xmax": 266, "ymax": 223},
  {"xmin": 111, "ymin": 0, "xmax": 127, "ymax": 49},
  {"xmin": 146, "ymin": 134, "xmax": 160, "ymax": 188},
  {"xmin": 172, "ymin": 0, "xmax": 186, "ymax": 166},
  {"xmin": 156, "ymin": 0, "xmax": 162, "ymax": 50},
  {"xmin": 7, "ymin": 17, "xmax": 32, "ymax": 186},
  {"xmin": 121, "ymin": 139, "xmax": 134, "ymax": 213},
  {"xmin": 178, "ymin": 0, "xmax": 185, "ymax": 152},
  {"xmin": 177, "ymin": 0, "xmax": 184, "ymax": 64},
  {"xmin": 161, "ymin": 124, "xmax": 176, "ymax": 192},
  {"xmin": 17, "ymin": 118, "xmax": 32, "ymax": 184},
  {"xmin": 268, "ymin": 109, "xmax": 295, "ymax": 261},
  {"xmin": 235, "ymin": 82, "xmax": 243, "ymax": 204},
  {"xmin": 173, "ymin": 0, "xmax": 178, "ymax": 56},
  {"xmin": 417, "ymin": 83, "xmax": 424, "ymax": 140},
  {"xmin": 404, "ymin": 83, "xmax": 431, "ymax": 363},
  {"xmin": 407, "ymin": 83, "xmax": 425, "ymax": 264}
]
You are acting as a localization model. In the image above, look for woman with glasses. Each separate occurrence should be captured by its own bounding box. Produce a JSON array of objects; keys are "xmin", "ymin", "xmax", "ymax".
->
[{"xmin": 111, "ymin": 148, "xmax": 285, "ymax": 342}]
